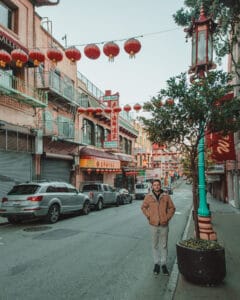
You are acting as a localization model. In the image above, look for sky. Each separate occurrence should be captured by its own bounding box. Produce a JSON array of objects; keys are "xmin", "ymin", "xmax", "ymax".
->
[{"xmin": 35, "ymin": 1, "xmax": 193, "ymax": 109}]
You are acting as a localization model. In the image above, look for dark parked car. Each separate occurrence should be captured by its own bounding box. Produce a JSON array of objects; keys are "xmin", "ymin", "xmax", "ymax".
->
[
  {"xmin": 117, "ymin": 188, "xmax": 133, "ymax": 204},
  {"xmin": 0, "ymin": 181, "xmax": 91, "ymax": 224}
]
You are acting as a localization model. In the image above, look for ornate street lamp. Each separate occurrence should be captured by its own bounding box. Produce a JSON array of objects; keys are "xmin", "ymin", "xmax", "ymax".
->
[
  {"xmin": 186, "ymin": 6, "xmax": 217, "ymax": 81},
  {"xmin": 185, "ymin": 6, "xmax": 217, "ymax": 239}
]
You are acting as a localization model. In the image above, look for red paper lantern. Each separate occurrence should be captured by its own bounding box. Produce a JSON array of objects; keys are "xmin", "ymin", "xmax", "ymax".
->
[
  {"xmin": 0, "ymin": 50, "xmax": 11, "ymax": 68},
  {"xmin": 165, "ymin": 98, "xmax": 174, "ymax": 106},
  {"xmin": 29, "ymin": 49, "xmax": 45, "ymax": 67},
  {"xmin": 84, "ymin": 44, "xmax": 101, "ymax": 60},
  {"xmin": 103, "ymin": 42, "xmax": 120, "ymax": 61},
  {"xmin": 95, "ymin": 107, "xmax": 103, "ymax": 114},
  {"xmin": 124, "ymin": 38, "xmax": 141, "ymax": 58},
  {"xmin": 77, "ymin": 107, "xmax": 86, "ymax": 114},
  {"xmin": 47, "ymin": 48, "xmax": 63, "ymax": 64},
  {"xmin": 104, "ymin": 107, "xmax": 112, "ymax": 114},
  {"xmin": 123, "ymin": 104, "xmax": 131, "ymax": 112},
  {"xmin": 11, "ymin": 49, "xmax": 28, "ymax": 67},
  {"xmin": 87, "ymin": 168, "xmax": 92, "ymax": 174},
  {"xmin": 65, "ymin": 47, "xmax": 81, "ymax": 62},
  {"xmin": 133, "ymin": 103, "xmax": 142, "ymax": 111},
  {"xmin": 86, "ymin": 107, "xmax": 96, "ymax": 114},
  {"xmin": 113, "ymin": 106, "xmax": 122, "ymax": 113}
]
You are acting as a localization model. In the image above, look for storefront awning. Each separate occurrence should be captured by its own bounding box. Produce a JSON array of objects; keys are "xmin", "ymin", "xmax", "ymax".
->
[
  {"xmin": 80, "ymin": 147, "xmax": 119, "ymax": 160},
  {"xmin": 79, "ymin": 147, "xmax": 121, "ymax": 169},
  {"xmin": 113, "ymin": 153, "xmax": 136, "ymax": 163}
]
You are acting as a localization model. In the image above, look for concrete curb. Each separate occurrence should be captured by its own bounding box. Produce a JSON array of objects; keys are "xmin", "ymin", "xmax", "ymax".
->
[{"xmin": 163, "ymin": 205, "xmax": 193, "ymax": 300}]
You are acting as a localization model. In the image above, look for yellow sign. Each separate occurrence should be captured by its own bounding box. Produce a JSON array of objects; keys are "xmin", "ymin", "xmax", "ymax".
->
[{"xmin": 80, "ymin": 157, "xmax": 120, "ymax": 169}]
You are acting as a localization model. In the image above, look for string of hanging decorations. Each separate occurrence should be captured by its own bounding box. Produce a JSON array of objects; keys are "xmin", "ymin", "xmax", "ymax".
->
[
  {"xmin": 0, "ymin": 27, "xmax": 179, "ymax": 67},
  {"xmin": 0, "ymin": 38, "xmax": 141, "ymax": 67},
  {"xmin": 77, "ymin": 102, "xmax": 143, "ymax": 114}
]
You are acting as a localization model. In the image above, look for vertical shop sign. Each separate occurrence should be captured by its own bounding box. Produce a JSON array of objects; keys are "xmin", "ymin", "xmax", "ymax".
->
[{"xmin": 103, "ymin": 90, "xmax": 119, "ymax": 149}]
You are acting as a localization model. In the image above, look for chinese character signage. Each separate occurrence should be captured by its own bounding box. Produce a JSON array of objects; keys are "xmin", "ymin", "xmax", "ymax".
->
[
  {"xmin": 103, "ymin": 90, "xmax": 119, "ymax": 149},
  {"xmin": 206, "ymin": 132, "xmax": 236, "ymax": 162}
]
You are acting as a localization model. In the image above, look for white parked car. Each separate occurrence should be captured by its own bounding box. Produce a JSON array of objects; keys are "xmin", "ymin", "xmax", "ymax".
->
[{"xmin": 0, "ymin": 181, "xmax": 91, "ymax": 224}]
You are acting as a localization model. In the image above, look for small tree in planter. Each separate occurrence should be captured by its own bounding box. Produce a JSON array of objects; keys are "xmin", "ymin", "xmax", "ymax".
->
[{"xmin": 140, "ymin": 70, "xmax": 240, "ymax": 284}]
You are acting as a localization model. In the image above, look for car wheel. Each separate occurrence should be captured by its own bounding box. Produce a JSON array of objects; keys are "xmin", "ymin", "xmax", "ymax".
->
[
  {"xmin": 46, "ymin": 204, "xmax": 60, "ymax": 223},
  {"xmin": 82, "ymin": 201, "xmax": 90, "ymax": 215},
  {"xmin": 96, "ymin": 199, "xmax": 103, "ymax": 211},
  {"xmin": 7, "ymin": 216, "xmax": 22, "ymax": 224},
  {"xmin": 116, "ymin": 197, "xmax": 120, "ymax": 207}
]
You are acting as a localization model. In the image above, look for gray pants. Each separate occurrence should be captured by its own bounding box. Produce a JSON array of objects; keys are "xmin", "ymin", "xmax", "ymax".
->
[{"xmin": 150, "ymin": 224, "xmax": 169, "ymax": 265}]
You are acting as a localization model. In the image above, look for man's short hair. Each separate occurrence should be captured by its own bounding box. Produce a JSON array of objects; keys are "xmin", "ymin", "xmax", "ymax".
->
[{"xmin": 152, "ymin": 179, "xmax": 161, "ymax": 185}]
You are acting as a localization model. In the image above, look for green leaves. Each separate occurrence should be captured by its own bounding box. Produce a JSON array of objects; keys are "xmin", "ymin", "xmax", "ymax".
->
[{"xmin": 140, "ymin": 70, "xmax": 240, "ymax": 149}]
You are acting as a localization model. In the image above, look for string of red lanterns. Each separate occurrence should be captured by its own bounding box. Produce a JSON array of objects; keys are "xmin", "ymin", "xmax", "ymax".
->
[
  {"xmin": 0, "ymin": 38, "xmax": 142, "ymax": 68},
  {"xmin": 77, "ymin": 103, "xmax": 143, "ymax": 114}
]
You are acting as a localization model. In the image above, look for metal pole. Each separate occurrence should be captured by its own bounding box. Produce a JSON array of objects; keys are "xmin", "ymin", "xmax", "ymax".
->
[{"xmin": 197, "ymin": 124, "xmax": 210, "ymax": 217}]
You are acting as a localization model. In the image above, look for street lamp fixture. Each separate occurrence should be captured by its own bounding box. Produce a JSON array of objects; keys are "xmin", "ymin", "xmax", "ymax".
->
[{"xmin": 185, "ymin": 5, "xmax": 217, "ymax": 82}]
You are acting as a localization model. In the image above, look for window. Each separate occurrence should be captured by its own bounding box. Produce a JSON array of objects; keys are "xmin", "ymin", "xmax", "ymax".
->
[
  {"xmin": 8, "ymin": 185, "xmax": 40, "ymax": 195},
  {"xmin": 46, "ymin": 186, "xmax": 57, "ymax": 193},
  {"xmin": 103, "ymin": 185, "xmax": 109, "ymax": 191},
  {"xmin": 0, "ymin": 1, "xmax": 13, "ymax": 29},
  {"xmin": 96, "ymin": 125, "xmax": 104, "ymax": 147},
  {"xmin": 82, "ymin": 184, "xmax": 99, "ymax": 192},
  {"xmin": 43, "ymin": 111, "xmax": 53, "ymax": 134},
  {"xmin": 82, "ymin": 119, "xmax": 95, "ymax": 145},
  {"xmin": 58, "ymin": 116, "xmax": 74, "ymax": 139},
  {"xmin": 56, "ymin": 186, "xmax": 68, "ymax": 193},
  {"xmin": 68, "ymin": 187, "xmax": 77, "ymax": 193}
]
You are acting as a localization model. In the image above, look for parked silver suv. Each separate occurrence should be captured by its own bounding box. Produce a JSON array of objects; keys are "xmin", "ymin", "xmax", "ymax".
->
[{"xmin": 0, "ymin": 181, "xmax": 90, "ymax": 224}]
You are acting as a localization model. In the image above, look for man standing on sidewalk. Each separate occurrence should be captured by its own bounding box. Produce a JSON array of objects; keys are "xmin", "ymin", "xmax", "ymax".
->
[{"xmin": 141, "ymin": 179, "xmax": 175, "ymax": 276}]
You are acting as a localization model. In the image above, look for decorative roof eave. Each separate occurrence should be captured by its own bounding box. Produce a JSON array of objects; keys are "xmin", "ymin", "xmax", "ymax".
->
[{"xmin": 33, "ymin": 0, "xmax": 60, "ymax": 7}]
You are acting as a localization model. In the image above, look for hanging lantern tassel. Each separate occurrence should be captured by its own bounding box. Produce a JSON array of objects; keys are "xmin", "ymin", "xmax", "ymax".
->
[{"xmin": 124, "ymin": 38, "xmax": 141, "ymax": 59}]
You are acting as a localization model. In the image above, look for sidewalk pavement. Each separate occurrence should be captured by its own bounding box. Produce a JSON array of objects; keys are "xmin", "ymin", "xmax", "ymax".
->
[{"xmin": 170, "ymin": 191, "xmax": 240, "ymax": 300}]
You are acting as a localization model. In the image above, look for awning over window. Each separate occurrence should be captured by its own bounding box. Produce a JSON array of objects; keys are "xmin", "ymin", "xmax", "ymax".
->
[
  {"xmin": 113, "ymin": 153, "xmax": 135, "ymax": 162},
  {"xmin": 79, "ymin": 147, "xmax": 121, "ymax": 169},
  {"xmin": 80, "ymin": 147, "xmax": 119, "ymax": 160}
]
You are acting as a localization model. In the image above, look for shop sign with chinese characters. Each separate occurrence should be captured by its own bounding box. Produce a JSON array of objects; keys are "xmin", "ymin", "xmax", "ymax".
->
[{"xmin": 80, "ymin": 156, "xmax": 120, "ymax": 169}]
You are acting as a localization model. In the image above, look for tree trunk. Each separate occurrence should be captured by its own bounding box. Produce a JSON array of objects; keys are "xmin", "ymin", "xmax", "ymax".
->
[{"xmin": 191, "ymin": 155, "xmax": 200, "ymax": 239}]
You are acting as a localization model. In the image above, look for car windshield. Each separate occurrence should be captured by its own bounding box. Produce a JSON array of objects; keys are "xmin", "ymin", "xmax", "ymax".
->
[
  {"xmin": 8, "ymin": 184, "xmax": 40, "ymax": 195},
  {"xmin": 82, "ymin": 184, "xmax": 99, "ymax": 191}
]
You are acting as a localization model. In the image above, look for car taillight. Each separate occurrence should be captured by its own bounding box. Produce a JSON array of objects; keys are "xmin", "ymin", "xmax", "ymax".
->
[
  {"xmin": 27, "ymin": 196, "xmax": 43, "ymax": 202},
  {"xmin": 2, "ymin": 197, "xmax": 8, "ymax": 203}
]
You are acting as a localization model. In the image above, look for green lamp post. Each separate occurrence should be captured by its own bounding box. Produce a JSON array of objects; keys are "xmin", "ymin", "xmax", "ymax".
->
[{"xmin": 186, "ymin": 6, "xmax": 217, "ymax": 239}]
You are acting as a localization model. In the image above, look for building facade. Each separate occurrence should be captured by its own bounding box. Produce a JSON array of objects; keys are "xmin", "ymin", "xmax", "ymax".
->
[{"xmin": 0, "ymin": 0, "xmax": 138, "ymax": 197}]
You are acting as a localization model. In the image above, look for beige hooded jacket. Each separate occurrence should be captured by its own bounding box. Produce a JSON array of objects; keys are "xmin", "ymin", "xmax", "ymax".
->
[{"xmin": 141, "ymin": 191, "xmax": 175, "ymax": 226}]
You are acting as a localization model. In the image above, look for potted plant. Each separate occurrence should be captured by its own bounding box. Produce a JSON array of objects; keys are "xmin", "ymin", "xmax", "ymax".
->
[{"xmin": 176, "ymin": 239, "xmax": 226, "ymax": 285}]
